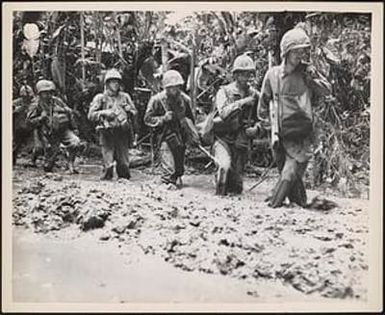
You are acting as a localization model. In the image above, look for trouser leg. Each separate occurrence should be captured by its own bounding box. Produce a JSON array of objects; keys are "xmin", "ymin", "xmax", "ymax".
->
[
  {"xmin": 61, "ymin": 129, "xmax": 81, "ymax": 174},
  {"xmin": 269, "ymin": 152, "xmax": 298, "ymax": 208},
  {"xmin": 266, "ymin": 142, "xmax": 286, "ymax": 202},
  {"xmin": 99, "ymin": 130, "xmax": 115, "ymax": 180},
  {"xmin": 43, "ymin": 133, "xmax": 61, "ymax": 172},
  {"xmin": 115, "ymin": 129, "xmax": 131, "ymax": 179},
  {"xmin": 227, "ymin": 146, "xmax": 247, "ymax": 194},
  {"xmin": 32, "ymin": 130, "xmax": 47, "ymax": 166},
  {"xmin": 288, "ymin": 161, "xmax": 308, "ymax": 207},
  {"xmin": 212, "ymin": 140, "xmax": 232, "ymax": 195},
  {"xmin": 159, "ymin": 141, "xmax": 177, "ymax": 185}
]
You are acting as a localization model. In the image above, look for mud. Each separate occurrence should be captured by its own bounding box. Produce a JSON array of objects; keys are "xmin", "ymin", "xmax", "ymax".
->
[{"xmin": 12, "ymin": 163, "xmax": 369, "ymax": 301}]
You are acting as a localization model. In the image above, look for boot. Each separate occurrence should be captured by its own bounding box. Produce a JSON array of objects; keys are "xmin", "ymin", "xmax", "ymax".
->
[
  {"xmin": 268, "ymin": 179, "xmax": 292, "ymax": 208},
  {"xmin": 100, "ymin": 166, "xmax": 114, "ymax": 180},
  {"xmin": 116, "ymin": 164, "xmax": 131, "ymax": 180},
  {"xmin": 215, "ymin": 168, "xmax": 228, "ymax": 196},
  {"xmin": 289, "ymin": 178, "xmax": 307, "ymax": 207}
]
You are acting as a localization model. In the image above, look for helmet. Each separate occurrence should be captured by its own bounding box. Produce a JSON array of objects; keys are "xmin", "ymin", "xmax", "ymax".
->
[
  {"xmin": 36, "ymin": 80, "xmax": 55, "ymax": 94},
  {"xmin": 280, "ymin": 28, "xmax": 311, "ymax": 58},
  {"xmin": 162, "ymin": 70, "xmax": 184, "ymax": 88},
  {"xmin": 232, "ymin": 55, "xmax": 255, "ymax": 73},
  {"xmin": 20, "ymin": 85, "xmax": 34, "ymax": 97},
  {"xmin": 104, "ymin": 68, "xmax": 122, "ymax": 84}
]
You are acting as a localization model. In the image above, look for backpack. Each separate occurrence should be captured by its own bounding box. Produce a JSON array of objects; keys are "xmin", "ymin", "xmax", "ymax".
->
[
  {"xmin": 269, "ymin": 67, "xmax": 313, "ymax": 141},
  {"xmin": 197, "ymin": 86, "xmax": 242, "ymax": 146}
]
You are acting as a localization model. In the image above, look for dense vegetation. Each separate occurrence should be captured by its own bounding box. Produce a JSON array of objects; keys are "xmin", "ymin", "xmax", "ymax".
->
[{"xmin": 13, "ymin": 11, "xmax": 371, "ymax": 197}]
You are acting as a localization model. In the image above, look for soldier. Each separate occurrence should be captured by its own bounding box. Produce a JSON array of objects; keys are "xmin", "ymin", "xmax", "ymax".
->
[
  {"xmin": 212, "ymin": 54, "xmax": 260, "ymax": 195},
  {"xmin": 144, "ymin": 70, "xmax": 200, "ymax": 189},
  {"xmin": 13, "ymin": 85, "xmax": 36, "ymax": 165},
  {"xmin": 88, "ymin": 69, "xmax": 138, "ymax": 180},
  {"xmin": 258, "ymin": 27, "xmax": 332, "ymax": 208},
  {"xmin": 27, "ymin": 80, "xmax": 81, "ymax": 173}
]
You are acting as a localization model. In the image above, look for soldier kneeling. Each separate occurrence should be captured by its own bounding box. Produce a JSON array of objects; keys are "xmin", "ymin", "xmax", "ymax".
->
[{"xmin": 27, "ymin": 80, "xmax": 81, "ymax": 173}]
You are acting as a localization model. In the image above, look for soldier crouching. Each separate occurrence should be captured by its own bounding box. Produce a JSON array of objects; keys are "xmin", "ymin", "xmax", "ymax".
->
[
  {"xmin": 88, "ymin": 68, "xmax": 138, "ymax": 180},
  {"xmin": 26, "ymin": 80, "xmax": 81, "ymax": 173}
]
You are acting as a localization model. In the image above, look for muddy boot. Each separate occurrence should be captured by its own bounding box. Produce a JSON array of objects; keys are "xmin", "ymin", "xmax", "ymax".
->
[
  {"xmin": 268, "ymin": 180, "xmax": 292, "ymax": 208},
  {"xmin": 176, "ymin": 177, "xmax": 183, "ymax": 189},
  {"xmin": 67, "ymin": 162, "xmax": 79, "ymax": 174},
  {"xmin": 43, "ymin": 164, "xmax": 54, "ymax": 173},
  {"xmin": 215, "ymin": 168, "xmax": 228, "ymax": 196},
  {"xmin": 289, "ymin": 178, "xmax": 307, "ymax": 208},
  {"xmin": 116, "ymin": 164, "xmax": 131, "ymax": 180},
  {"xmin": 100, "ymin": 166, "xmax": 114, "ymax": 180},
  {"xmin": 43, "ymin": 157, "xmax": 55, "ymax": 172}
]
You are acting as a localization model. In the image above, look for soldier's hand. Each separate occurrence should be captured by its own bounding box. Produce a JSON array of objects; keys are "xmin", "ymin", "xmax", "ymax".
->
[
  {"xmin": 239, "ymin": 96, "xmax": 255, "ymax": 109},
  {"xmin": 40, "ymin": 112, "xmax": 49, "ymax": 124},
  {"xmin": 245, "ymin": 123, "xmax": 261, "ymax": 138},
  {"xmin": 163, "ymin": 111, "xmax": 174, "ymax": 122},
  {"xmin": 101, "ymin": 109, "xmax": 116, "ymax": 120},
  {"xmin": 191, "ymin": 135, "xmax": 201, "ymax": 148}
]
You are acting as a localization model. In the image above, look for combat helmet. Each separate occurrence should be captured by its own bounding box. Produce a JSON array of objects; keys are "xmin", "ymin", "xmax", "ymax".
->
[
  {"xmin": 232, "ymin": 55, "xmax": 255, "ymax": 73},
  {"xmin": 104, "ymin": 68, "xmax": 122, "ymax": 84},
  {"xmin": 280, "ymin": 28, "xmax": 311, "ymax": 59},
  {"xmin": 36, "ymin": 80, "xmax": 55, "ymax": 94},
  {"xmin": 162, "ymin": 70, "xmax": 184, "ymax": 88}
]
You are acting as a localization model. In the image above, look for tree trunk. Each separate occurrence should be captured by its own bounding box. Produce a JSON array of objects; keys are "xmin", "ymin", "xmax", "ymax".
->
[{"xmin": 80, "ymin": 12, "xmax": 86, "ymax": 91}]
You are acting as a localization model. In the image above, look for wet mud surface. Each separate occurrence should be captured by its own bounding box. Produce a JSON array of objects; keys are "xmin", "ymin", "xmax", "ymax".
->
[{"xmin": 12, "ymin": 162, "xmax": 369, "ymax": 302}]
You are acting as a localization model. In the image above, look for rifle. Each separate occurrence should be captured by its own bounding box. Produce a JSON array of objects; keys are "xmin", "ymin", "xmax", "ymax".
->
[
  {"xmin": 268, "ymin": 50, "xmax": 280, "ymax": 148},
  {"xmin": 198, "ymin": 144, "xmax": 220, "ymax": 166}
]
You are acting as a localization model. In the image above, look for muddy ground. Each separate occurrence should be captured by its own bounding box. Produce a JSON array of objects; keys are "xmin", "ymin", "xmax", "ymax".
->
[{"xmin": 12, "ymin": 156, "xmax": 369, "ymax": 303}]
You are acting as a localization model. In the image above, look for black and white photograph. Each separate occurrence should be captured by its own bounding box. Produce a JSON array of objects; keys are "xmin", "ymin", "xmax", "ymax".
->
[{"xmin": 2, "ymin": 1, "xmax": 383, "ymax": 313}]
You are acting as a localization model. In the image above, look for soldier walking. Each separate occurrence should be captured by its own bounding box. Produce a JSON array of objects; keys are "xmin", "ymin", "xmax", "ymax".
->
[
  {"xmin": 26, "ymin": 80, "xmax": 81, "ymax": 173},
  {"xmin": 258, "ymin": 27, "xmax": 332, "ymax": 208},
  {"xmin": 144, "ymin": 70, "xmax": 200, "ymax": 189},
  {"xmin": 88, "ymin": 69, "xmax": 138, "ymax": 180},
  {"xmin": 212, "ymin": 55, "xmax": 260, "ymax": 195}
]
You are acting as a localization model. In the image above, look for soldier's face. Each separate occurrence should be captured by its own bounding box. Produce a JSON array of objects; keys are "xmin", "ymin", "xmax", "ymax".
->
[
  {"xmin": 40, "ymin": 91, "xmax": 52, "ymax": 101},
  {"xmin": 107, "ymin": 80, "xmax": 120, "ymax": 93},
  {"xmin": 166, "ymin": 86, "xmax": 181, "ymax": 97},
  {"xmin": 287, "ymin": 47, "xmax": 309, "ymax": 67},
  {"xmin": 235, "ymin": 71, "xmax": 254, "ymax": 87}
]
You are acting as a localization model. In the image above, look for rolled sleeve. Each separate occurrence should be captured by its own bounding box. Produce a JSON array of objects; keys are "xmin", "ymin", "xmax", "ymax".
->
[
  {"xmin": 144, "ymin": 97, "xmax": 165, "ymax": 128},
  {"xmin": 88, "ymin": 94, "xmax": 104, "ymax": 122},
  {"xmin": 215, "ymin": 88, "xmax": 241, "ymax": 121},
  {"xmin": 123, "ymin": 93, "xmax": 138, "ymax": 117}
]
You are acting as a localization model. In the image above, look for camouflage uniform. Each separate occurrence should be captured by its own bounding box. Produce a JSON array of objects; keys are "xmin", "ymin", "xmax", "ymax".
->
[
  {"xmin": 144, "ymin": 90, "xmax": 195, "ymax": 186},
  {"xmin": 27, "ymin": 95, "xmax": 81, "ymax": 172},
  {"xmin": 88, "ymin": 89, "xmax": 138, "ymax": 180}
]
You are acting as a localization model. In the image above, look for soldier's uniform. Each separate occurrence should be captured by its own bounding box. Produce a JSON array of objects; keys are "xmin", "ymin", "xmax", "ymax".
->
[
  {"xmin": 88, "ymin": 69, "xmax": 138, "ymax": 180},
  {"xmin": 212, "ymin": 55, "xmax": 259, "ymax": 195},
  {"xmin": 27, "ymin": 80, "xmax": 81, "ymax": 173},
  {"xmin": 13, "ymin": 85, "xmax": 36, "ymax": 164},
  {"xmin": 258, "ymin": 28, "xmax": 332, "ymax": 207},
  {"xmin": 144, "ymin": 70, "xmax": 196, "ymax": 186}
]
